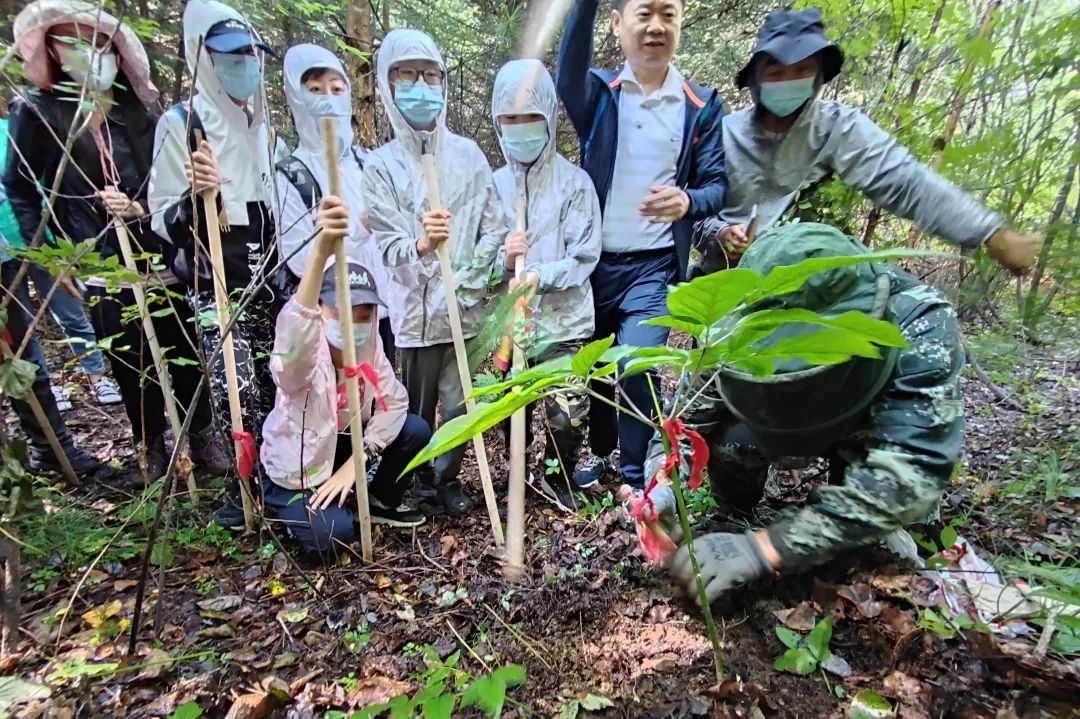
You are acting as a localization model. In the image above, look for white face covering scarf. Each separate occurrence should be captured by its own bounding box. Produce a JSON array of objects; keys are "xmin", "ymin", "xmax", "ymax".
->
[{"xmin": 54, "ymin": 42, "xmax": 119, "ymax": 92}]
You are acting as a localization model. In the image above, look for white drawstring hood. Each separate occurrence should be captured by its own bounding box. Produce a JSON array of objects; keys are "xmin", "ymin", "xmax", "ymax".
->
[
  {"xmin": 361, "ymin": 29, "xmax": 508, "ymax": 348},
  {"xmin": 490, "ymin": 60, "xmax": 601, "ymax": 345}
]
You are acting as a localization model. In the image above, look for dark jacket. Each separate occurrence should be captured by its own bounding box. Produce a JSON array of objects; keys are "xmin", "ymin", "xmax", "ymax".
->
[
  {"xmin": 2, "ymin": 86, "xmax": 162, "ymax": 270},
  {"xmin": 555, "ymin": 0, "xmax": 728, "ymax": 280}
]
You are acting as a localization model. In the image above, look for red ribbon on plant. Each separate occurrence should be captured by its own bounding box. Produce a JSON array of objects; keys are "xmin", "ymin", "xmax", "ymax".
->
[
  {"xmin": 627, "ymin": 418, "xmax": 709, "ymax": 565},
  {"xmin": 337, "ymin": 362, "xmax": 388, "ymax": 413},
  {"xmin": 231, "ymin": 430, "xmax": 257, "ymax": 481}
]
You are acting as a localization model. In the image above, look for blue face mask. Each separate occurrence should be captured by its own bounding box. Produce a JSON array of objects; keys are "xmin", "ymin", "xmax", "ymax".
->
[
  {"xmin": 501, "ymin": 120, "xmax": 549, "ymax": 165},
  {"xmin": 758, "ymin": 77, "xmax": 816, "ymax": 118},
  {"xmin": 212, "ymin": 52, "xmax": 261, "ymax": 101},
  {"xmin": 393, "ymin": 80, "xmax": 444, "ymax": 130},
  {"xmin": 326, "ymin": 319, "xmax": 372, "ymax": 349}
]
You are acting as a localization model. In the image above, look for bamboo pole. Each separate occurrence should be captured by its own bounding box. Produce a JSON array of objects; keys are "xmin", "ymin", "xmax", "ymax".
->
[
  {"xmin": 418, "ymin": 134, "xmax": 504, "ymax": 546},
  {"xmin": 505, "ymin": 195, "xmax": 528, "ymax": 580},
  {"xmin": 194, "ymin": 131, "xmax": 255, "ymax": 532},
  {"xmin": 321, "ymin": 118, "xmax": 374, "ymax": 562},
  {"xmin": 112, "ymin": 218, "xmax": 198, "ymax": 498}
]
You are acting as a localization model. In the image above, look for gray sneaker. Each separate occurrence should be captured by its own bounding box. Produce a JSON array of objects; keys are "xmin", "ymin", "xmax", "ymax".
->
[
  {"xmin": 92, "ymin": 376, "xmax": 123, "ymax": 406},
  {"xmin": 572, "ymin": 453, "xmax": 614, "ymax": 490},
  {"xmin": 51, "ymin": 385, "xmax": 73, "ymax": 412}
]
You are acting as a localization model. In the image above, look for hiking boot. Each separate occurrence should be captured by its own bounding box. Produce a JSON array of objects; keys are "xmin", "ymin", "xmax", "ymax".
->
[
  {"xmin": 436, "ymin": 482, "xmax": 474, "ymax": 515},
  {"xmin": 190, "ymin": 425, "xmax": 231, "ymax": 477},
  {"xmin": 572, "ymin": 452, "xmax": 614, "ymax": 490},
  {"xmin": 212, "ymin": 484, "xmax": 247, "ymax": 531},
  {"xmin": 51, "ymin": 385, "xmax": 73, "ymax": 412},
  {"xmin": 92, "ymin": 376, "xmax": 123, "ymax": 406},
  {"xmin": 28, "ymin": 445, "xmax": 104, "ymax": 479},
  {"xmin": 532, "ymin": 471, "xmax": 579, "ymax": 512},
  {"xmin": 370, "ymin": 497, "xmax": 426, "ymax": 528},
  {"xmin": 136, "ymin": 435, "xmax": 169, "ymax": 483},
  {"xmin": 412, "ymin": 467, "xmax": 439, "ymax": 500}
]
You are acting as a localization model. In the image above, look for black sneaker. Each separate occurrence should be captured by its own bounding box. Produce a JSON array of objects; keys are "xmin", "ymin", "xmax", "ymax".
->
[
  {"xmin": 370, "ymin": 498, "xmax": 426, "ymax": 528},
  {"xmin": 436, "ymin": 482, "xmax": 474, "ymax": 515},
  {"xmin": 532, "ymin": 471, "xmax": 579, "ymax": 512},
  {"xmin": 28, "ymin": 446, "xmax": 106, "ymax": 480},
  {"xmin": 572, "ymin": 453, "xmax": 614, "ymax": 490},
  {"xmin": 190, "ymin": 425, "xmax": 231, "ymax": 478}
]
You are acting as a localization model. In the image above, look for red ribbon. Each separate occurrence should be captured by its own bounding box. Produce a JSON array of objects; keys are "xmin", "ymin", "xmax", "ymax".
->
[
  {"xmin": 628, "ymin": 418, "xmax": 709, "ymax": 565},
  {"xmin": 231, "ymin": 430, "xmax": 257, "ymax": 481},
  {"xmin": 337, "ymin": 362, "xmax": 388, "ymax": 414}
]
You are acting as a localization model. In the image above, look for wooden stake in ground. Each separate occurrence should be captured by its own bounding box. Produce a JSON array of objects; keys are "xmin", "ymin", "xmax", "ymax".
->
[
  {"xmin": 194, "ymin": 130, "xmax": 255, "ymax": 532},
  {"xmin": 505, "ymin": 195, "xmax": 528, "ymax": 581},
  {"xmin": 321, "ymin": 118, "xmax": 373, "ymax": 563},
  {"xmin": 418, "ymin": 134, "xmax": 504, "ymax": 546},
  {"xmin": 112, "ymin": 218, "xmax": 198, "ymax": 498}
]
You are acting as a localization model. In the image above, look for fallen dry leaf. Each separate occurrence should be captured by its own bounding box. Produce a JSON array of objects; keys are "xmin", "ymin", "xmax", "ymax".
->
[
  {"xmin": 197, "ymin": 594, "xmax": 242, "ymax": 612},
  {"xmin": 346, "ymin": 676, "xmax": 411, "ymax": 709},
  {"xmin": 81, "ymin": 600, "xmax": 123, "ymax": 628},
  {"xmin": 137, "ymin": 647, "xmax": 173, "ymax": 681},
  {"xmin": 440, "ymin": 534, "xmax": 458, "ymax": 556},
  {"xmin": 838, "ymin": 583, "xmax": 883, "ymax": 619},
  {"xmin": 773, "ymin": 601, "xmax": 817, "ymax": 631}
]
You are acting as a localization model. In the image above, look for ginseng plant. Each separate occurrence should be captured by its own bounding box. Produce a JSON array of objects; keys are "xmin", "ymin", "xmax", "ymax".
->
[{"xmin": 401, "ymin": 246, "xmax": 913, "ymax": 683}]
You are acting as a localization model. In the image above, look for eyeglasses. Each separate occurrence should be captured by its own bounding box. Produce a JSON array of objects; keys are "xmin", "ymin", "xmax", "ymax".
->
[{"xmin": 393, "ymin": 67, "xmax": 444, "ymax": 85}]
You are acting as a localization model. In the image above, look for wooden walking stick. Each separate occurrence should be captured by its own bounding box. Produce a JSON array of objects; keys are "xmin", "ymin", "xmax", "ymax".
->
[
  {"xmin": 112, "ymin": 217, "xmax": 198, "ymax": 498},
  {"xmin": 193, "ymin": 130, "xmax": 256, "ymax": 532},
  {"xmin": 419, "ymin": 133, "xmax": 504, "ymax": 546},
  {"xmin": 321, "ymin": 118, "xmax": 374, "ymax": 562},
  {"xmin": 0, "ymin": 334, "xmax": 78, "ymax": 486},
  {"xmin": 505, "ymin": 195, "xmax": 528, "ymax": 580}
]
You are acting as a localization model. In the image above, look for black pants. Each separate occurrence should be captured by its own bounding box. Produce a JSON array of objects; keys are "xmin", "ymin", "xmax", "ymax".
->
[
  {"xmin": 88, "ymin": 284, "xmax": 213, "ymax": 444},
  {"xmin": 379, "ymin": 317, "xmax": 396, "ymax": 368},
  {"xmin": 189, "ymin": 286, "xmax": 282, "ymax": 448},
  {"xmin": 0, "ymin": 259, "xmax": 77, "ymax": 459}
]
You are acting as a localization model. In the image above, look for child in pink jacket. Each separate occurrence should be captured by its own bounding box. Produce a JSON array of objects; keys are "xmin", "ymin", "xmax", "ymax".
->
[{"xmin": 261, "ymin": 196, "xmax": 430, "ymax": 556}]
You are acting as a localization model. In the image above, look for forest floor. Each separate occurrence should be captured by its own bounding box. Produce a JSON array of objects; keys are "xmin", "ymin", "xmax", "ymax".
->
[{"xmin": 1, "ymin": 326, "xmax": 1077, "ymax": 719}]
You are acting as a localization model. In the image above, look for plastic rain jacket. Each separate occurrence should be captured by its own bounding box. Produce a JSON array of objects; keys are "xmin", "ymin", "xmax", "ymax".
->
[
  {"xmin": 360, "ymin": 29, "xmax": 508, "ymax": 348},
  {"xmin": 149, "ymin": 0, "xmax": 275, "ymax": 243},
  {"xmin": 490, "ymin": 60, "xmax": 601, "ymax": 347},
  {"xmin": 260, "ymin": 298, "xmax": 408, "ymax": 491},
  {"xmin": 276, "ymin": 43, "xmax": 389, "ymax": 319}
]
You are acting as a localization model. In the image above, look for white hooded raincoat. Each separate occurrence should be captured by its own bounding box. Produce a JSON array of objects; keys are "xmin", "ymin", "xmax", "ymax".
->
[{"xmin": 361, "ymin": 29, "xmax": 508, "ymax": 349}]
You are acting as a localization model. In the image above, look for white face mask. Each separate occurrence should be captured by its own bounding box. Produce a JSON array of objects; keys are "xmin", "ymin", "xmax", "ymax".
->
[
  {"xmin": 55, "ymin": 43, "xmax": 119, "ymax": 92},
  {"xmin": 326, "ymin": 319, "xmax": 373, "ymax": 349},
  {"xmin": 304, "ymin": 89, "xmax": 352, "ymax": 155}
]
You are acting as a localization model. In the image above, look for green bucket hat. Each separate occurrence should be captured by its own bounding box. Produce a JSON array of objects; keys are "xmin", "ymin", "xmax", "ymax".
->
[{"xmin": 717, "ymin": 223, "xmax": 899, "ymax": 459}]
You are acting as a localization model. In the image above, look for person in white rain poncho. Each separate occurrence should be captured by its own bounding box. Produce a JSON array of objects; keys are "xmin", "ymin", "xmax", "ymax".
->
[
  {"xmin": 490, "ymin": 60, "xmax": 602, "ymax": 508},
  {"xmin": 361, "ymin": 29, "xmax": 509, "ymax": 515},
  {"xmin": 275, "ymin": 43, "xmax": 396, "ymax": 364},
  {"xmin": 148, "ymin": 0, "xmax": 283, "ymax": 530}
]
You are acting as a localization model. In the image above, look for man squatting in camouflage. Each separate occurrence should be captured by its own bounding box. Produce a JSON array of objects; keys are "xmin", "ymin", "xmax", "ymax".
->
[{"xmin": 640, "ymin": 222, "xmax": 965, "ymax": 602}]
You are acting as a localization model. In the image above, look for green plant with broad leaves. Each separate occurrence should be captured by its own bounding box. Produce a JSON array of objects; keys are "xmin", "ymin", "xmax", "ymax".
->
[
  {"xmin": 343, "ymin": 644, "xmax": 526, "ymax": 719},
  {"xmin": 402, "ymin": 252, "xmax": 914, "ymax": 682},
  {"xmin": 774, "ymin": 616, "xmax": 834, "ymax": 675}
]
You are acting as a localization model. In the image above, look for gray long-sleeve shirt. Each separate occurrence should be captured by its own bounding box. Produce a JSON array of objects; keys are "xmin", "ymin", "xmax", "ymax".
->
[{"xmin": 695, "ymin": 101, "xmax": 1003, "ymax": 266}]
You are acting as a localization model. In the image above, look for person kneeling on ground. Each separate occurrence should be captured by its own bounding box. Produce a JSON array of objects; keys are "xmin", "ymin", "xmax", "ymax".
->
[
  {"xmin": 261, "ymin": 196, "xmax": 430, "ymax": 558},
  {"xmin": 639, "ymin": 222, "xmax": 964, "ymax": 602}
]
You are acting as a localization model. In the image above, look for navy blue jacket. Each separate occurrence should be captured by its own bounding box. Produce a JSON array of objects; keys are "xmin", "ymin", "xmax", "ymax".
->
[{"xmin": 555, "ymin": 0, "xmax": 727, "ymax": 280}]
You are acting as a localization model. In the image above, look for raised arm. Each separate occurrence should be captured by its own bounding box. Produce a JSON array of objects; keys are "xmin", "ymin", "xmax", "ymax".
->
[{"xmin": 555, "ymin": 0, "xmax": 603, "ymax": 137}]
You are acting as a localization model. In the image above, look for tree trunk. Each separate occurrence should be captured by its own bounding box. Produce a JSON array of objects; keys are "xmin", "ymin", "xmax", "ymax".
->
[
  {"xmin": 861, "ymin": 0, "xmax": 947, "ymax": 245},
  {"xmin": 346, "ymin": 0, "xmax": 376, "ymax": 148},
  {"xmin": 1028, "ymin": 122, "xmax": 1079, "ymax": 301},
  {"xmin": 905, "ymin": 0, "xmax": 1002, "ymax": 249}
]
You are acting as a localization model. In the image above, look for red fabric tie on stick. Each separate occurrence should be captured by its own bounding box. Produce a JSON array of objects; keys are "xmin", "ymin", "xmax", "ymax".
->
[
  {"xmin": 337, "ymin": 362, "xmax": 388, "ymax": 413},
  {"xmin": 231, "ymin": 430, "xmax": 257, "ymax": 481},
  {"xmin": 628, "ymin": 418, "xmax": 709, "ymax": 565}
]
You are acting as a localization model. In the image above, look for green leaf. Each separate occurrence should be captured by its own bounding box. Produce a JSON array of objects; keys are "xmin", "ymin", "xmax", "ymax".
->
[
  {"xmin": 848, "ymin": 690, "xmax": 894, "ymax": 719},
  {"xmin": 775, "ymin": 625, "xmax": 802, "ymax": 649},
  {"xmin": 571, "ymin": 335, "xmax": 614, "ymax": 377},
  {"xmin": 939, "ymin": 525, "xmax": 958, "ymax": 549},
  {"xmin": 460, "ymin": 676, "xmax": 507, "ymax": 717},
  {"xmin": 749, "ymin": 251, "xmax": 922, "ymax": 305},
  {"xmin": 0, "ymin": 676, "xmax": 52, "ymax": 715},
  {"xmin": 807, "ymin": 616, "xmax": 834, "ymax": 662},
  {"xmin": 0, "ymin": 356, "xmax": 38, "ymax": 400},
  {"xmin": 641, "ymin": 315, "xmax": 707, "ymax": 335},
  {"xmin": 168, "ymin": 702, "xmax": 204, "ymax": 719},
  {"xmin": 667, "ymin": 268, "xmax": 763, "ymax": 326},
  {"xmin": 421, "ymin": 693, "xmax": 455, "ymax": 719},
  {"xmin": 579, "ymin": 693, "xmax": 614, "ymax": 711},
  {"xmin": 773, "ymin": 646, "xmax": 818, "ymax": 674},
  {"xmin": 490, "ymin": 663, "xmax": 525, "ymax": 688}
]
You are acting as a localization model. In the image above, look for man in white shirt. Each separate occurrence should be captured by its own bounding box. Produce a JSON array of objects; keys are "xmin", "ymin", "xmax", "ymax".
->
[{"xmin": 556, "ymin": 0, "xmax": 728, "ymax": 489}]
